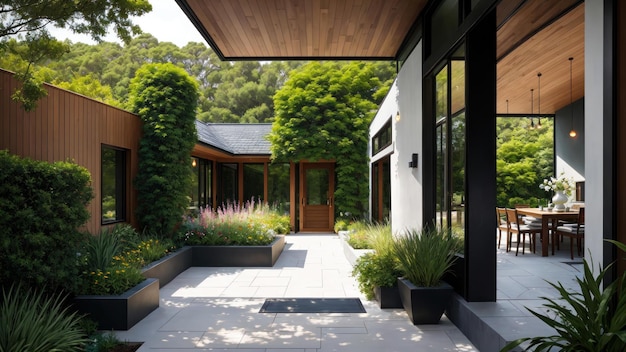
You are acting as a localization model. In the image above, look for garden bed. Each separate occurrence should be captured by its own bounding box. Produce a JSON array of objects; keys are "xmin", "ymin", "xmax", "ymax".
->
[
  {"xmin": 75, "ymin": 235, "xmax": 286, "ymax": 330},
  {"xmin": 338, "ymin": 232, "xmax": 374, "ymax": 266},
  {"xmin": 73, "ymin": 278, "xmax": 160, "ymax": 330}
]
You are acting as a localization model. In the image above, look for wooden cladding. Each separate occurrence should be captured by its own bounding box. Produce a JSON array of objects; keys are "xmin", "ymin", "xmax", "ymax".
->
[{"xmin": 0, "ymin": 69, "xmax": 142, "ymax": 235}]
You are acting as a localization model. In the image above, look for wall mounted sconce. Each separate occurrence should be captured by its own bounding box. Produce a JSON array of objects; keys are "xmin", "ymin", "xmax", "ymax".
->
[
  {"xmin": 191, "ymin": 158, "xmax": 197, "ymax": 167},
  {"xmin": 395, "ymin": 111, "xmax": 401, "ymax": 122},
  {"xmin": 408, "ymin": 153, "xmax": 418, "ymax": 168}
]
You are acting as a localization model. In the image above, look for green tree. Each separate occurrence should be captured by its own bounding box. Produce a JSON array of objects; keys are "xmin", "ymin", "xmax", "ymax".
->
[
  {"xmin": 269, "ymin": 61, "xmax": 395, "ymax": 217},
  {"xmin": 0, "ymin": 0, "xmax": 152, "ymax": 110},
  {"xmin": 496, "ymin": 117, "xmax": 554, "ymax": 207},
  {"xmin": 128, "ymin": 63, "xmax": 199, "ymax": 235}
]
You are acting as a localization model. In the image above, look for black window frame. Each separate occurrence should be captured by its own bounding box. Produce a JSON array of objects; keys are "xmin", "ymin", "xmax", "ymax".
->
[
  {"xmin": 372, "ymin": 119, "xmax": 392, "ymax": 156},
  {"xmin": 101, "ymin": 144, "xmax": 127, "ymax": 225}
]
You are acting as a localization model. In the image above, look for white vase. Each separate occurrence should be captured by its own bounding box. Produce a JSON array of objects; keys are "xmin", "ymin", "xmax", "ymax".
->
[{"xmin": 552, "ymin": 190, "xmax": 568, "ymax": 212}]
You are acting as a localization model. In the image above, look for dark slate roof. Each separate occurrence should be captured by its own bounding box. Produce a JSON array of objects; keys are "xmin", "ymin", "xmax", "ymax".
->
[{"xmin": 195, "ymin": 121, "xmax": 272, "ymax": 155}]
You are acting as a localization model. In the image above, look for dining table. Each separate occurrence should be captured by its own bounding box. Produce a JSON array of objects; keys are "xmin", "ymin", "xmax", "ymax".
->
[{"xmin": 515, "ymin": 207, "xmax": 580, "ymax": 256}]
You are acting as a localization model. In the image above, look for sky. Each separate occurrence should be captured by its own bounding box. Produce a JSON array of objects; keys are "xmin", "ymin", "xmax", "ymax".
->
[{"xmin": 48, "ymin": 0, "xmax": 205, "ymax": 48}]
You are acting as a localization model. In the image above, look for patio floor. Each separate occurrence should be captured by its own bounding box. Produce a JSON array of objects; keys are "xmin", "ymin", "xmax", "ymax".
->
[{"xmin": 113, "ymin": 233, "xmax": 583, "ymax": 352}]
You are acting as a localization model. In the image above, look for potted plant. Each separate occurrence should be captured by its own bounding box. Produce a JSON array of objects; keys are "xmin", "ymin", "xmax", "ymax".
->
[
  {"xmin": 500, "ymin": 240, "xmax": 626, "ymax": 351},
  {"xmin": 352, "ymin": 252, "xmax": 403, "ymax": 308},
  {"xmin": 393, "ymin": 226, "xmax": 462, "ymax": 324}
]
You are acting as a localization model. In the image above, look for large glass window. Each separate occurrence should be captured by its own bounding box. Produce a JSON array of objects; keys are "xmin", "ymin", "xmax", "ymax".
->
[
  {"xmin": 372, "ymin": 119, "xmax": 392, "ymax": 156},
  {"xmin": 218, "ymin": 163, "xmax": 238, "ymax": 206},
  {"xmin": 190, "ymin": 158, "xmax": 212, "ymax": 211},
  {"xmin": 101, "ymin": 145, "xmax": 126, "ymax": 224},
  {"xmin": 243, "ymin": 163, "xmax": 264, "ymax": 203},
  {"xmin": 268, "ymin": 163, "xmax": 290, "ymax": 215},
  {"xmin": 434, "ymin": 56, "xmax": 466, "ymax": 237}
]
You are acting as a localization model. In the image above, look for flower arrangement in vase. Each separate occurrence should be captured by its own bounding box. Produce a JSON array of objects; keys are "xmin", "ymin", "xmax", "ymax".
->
[{"xmin": 539, "ymin": 173, "xmax": 573, "ymax": 212}]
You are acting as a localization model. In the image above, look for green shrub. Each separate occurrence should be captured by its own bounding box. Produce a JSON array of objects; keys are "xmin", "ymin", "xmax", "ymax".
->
[
  {"xmin": 130, "ymin": 63, "xmax": 199, "ymax": 236},
  {"xmin": 0, "ymin": 284, "xmax": 88, "ymax": 351},
  {"xmin": 83, "ymin": 228, "xmax": 121, "ymax": 271},
  {"xmin": 352, "ymin": 252, "xmax": 402, "ymax": 300},
  {"xmin": 0, "ymin": 151, "xmax": 93, "ymax": 293},
  {"xmin": 365, "ymin": 222, "xmax": 393, "ymax": 256},
  {"xmin": 334, "ymin": 218, "xmax": 350, "ymax": 233}
]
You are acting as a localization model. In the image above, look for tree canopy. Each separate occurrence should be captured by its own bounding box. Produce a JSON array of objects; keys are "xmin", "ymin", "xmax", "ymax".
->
[
  {"xmin": 269, "ymin": 61, "xmax": 396, "ymax": 217},
  {"xmin": 0, "ymin": 0, "xmax": 152, "ymax": 110}
]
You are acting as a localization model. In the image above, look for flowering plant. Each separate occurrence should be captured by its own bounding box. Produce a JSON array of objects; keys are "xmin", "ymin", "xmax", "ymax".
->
[{"xmin": 539, "ymin": 173, "xmax": 573, "ymax": 196}]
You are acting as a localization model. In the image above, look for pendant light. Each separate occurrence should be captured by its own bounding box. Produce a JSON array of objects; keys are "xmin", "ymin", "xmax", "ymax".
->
[
  {"xmin": 568, "ymin": 57, "xmax": 577, "ymax": 138},
  {"xmin": 536, "ymin": 72, "xmax": 542, "ymax": 128}
]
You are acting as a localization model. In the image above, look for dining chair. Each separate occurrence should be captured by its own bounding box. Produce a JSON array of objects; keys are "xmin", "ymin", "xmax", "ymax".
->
[
  {"xmin": 554, "ymin": 207, "xmax": 585, "ymax": 259},
  {"xmin": 496, "ymin": 207, "xmax": 508, "ymax": 250},
  {"xmin": 506, "ymin": 208, "xmax": 543, "ymax": 256}
]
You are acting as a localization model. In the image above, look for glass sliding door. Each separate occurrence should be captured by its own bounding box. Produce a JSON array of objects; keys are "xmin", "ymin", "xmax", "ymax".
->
[{"xmin": 433, "ymin": 52, "xmax": 466, "ymax": 237}]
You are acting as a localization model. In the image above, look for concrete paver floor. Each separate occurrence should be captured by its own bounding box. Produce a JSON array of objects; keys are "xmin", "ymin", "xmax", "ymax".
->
[{"xmin": 114, "ymin": 234, "xmax": 478, "ymax": 351}]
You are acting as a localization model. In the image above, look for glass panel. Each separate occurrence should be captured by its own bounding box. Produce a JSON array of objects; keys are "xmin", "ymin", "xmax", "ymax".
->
[
  {"xmin": 243, "ymin": 163, "xmax": 264, "ymax": 203},
  {"xmin": 451, "ymin": 60, "xmax": 465, "ymax": 115},
  {"xmin": 306, "ymin": 168, "xmax": 329, "ymax": 205},
  {"xmin": 382, "ymin": 158, "xmax": 391, "ymax": 220},
  {"xmin": 190, "ymin": 157, "xmax": 199, "ymax": 211},
  {"xmin": 436, "ymin": 123, "xmax": 448, "ymax": 228},
  {"xmin": 219, "ymin": 163, "xmax": 238, "ymax": 205},
  {"xmin": 372, "ymin": 162, "xmax": 379, "ymax": 220},
  {"xmin": 451, "ymin": 111, "xmax": 466, "ymax": 236},
  {"xmin": 435, "ymin": 65, "xmax": 448, "ymax": 123},
  {"xmin": 200, "ymin": 159, "xmax": 212, "ymax": 209},
  {"xmin": 268, "ymin": 163, "xmax": 290, "ymax": 215},
  {"xmin": 101, "ymin": 146, "xmax": 125, "ymax": 223},
  {"xmin": 430, "ymin": 0, "xmax": 459, "ymax": 50}
]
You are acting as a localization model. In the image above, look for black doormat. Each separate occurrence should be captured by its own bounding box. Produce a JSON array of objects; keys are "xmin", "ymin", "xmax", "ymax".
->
[{"xmin": 259, "ymin": 298, "xmax": 366, "ymax": 313}]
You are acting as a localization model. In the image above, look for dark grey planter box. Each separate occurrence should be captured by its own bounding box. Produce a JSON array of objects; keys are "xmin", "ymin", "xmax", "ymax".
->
[
  {"xmin": 73, "ymin": 278, "xmax": 159, "ymax": 330},
  {"xmin": 397, "ymin": 278, "xmax": 454, "ymax": 325},
  {"xmin": 192, "ymin": 235, "xmax": 285, "ymax": 267},
  {"xmin": 142, "ymin": 246, "xmax": 193, "ymax": 287},
  {"xmin": 374, "ymin": 285, "xmax": 403, "ymax": 309}
]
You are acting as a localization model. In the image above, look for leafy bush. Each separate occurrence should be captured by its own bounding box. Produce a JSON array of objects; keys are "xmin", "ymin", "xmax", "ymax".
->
[
  {"xmin": 0, "ymin": 151, "xmax": 93, "ymax": 293},
  {"xmin": 77, "ymin": 226, "xmax": 173, "ymax": 295},
  {"xmin": 501, "ymin": 241, "xmax": 626, "ymax": 352},
  {"xmin": 0, "ymin": 284, "xmax": 88, "ymax": 351},
  {"xmin": 352, "ymin": 252, "xmax": 402, "ymax": 300},
  {"xmin": 130, "ymin": 63, "xmax": 199, "ymax": 236},
  {"xmin": 334, "ymin": 218, "xmax": 350, "ymax": 233},
  {"xmin": 345, "ymin": 220, "xmax": 373, "ymax": 249},
  {"xmin": 393, "ymin": 226, "xmax": 462, "ymax": 287}
]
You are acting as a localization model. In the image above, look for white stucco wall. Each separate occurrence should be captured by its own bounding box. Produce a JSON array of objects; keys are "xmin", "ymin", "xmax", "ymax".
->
[
  {"xmin": 584, "ymin": 1, "xmax": 606, "ymax": 267},
  {"xmin": 368, "ymin": 41, "xmax": 423, "ymax": 235}
]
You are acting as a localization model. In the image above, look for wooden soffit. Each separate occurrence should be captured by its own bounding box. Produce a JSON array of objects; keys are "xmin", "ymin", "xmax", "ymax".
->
[
  {"xmin": 175, "ymin": 0, "xmax": 426, "ymax": 60},
  {"xmin": 496, "ymin": 0, "xmax": 584, "ymax": 115}
]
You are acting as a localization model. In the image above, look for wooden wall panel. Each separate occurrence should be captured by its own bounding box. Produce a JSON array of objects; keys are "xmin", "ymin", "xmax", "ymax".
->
[{"xmin": 0, "ymin": 69, "xmax": 141, "ymax": 235}]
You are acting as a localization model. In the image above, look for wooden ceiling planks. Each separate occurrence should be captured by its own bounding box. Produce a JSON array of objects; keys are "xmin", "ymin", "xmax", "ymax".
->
[
  {"xmin": 180, "ymin": 0, "xmax": 425, "ymax": 59},
  {"xmin": 497, "ymin": 2, "xmax": 584, "ymax": 115}
]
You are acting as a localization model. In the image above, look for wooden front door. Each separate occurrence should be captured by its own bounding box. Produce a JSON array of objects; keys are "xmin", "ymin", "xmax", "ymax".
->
[{"xmin": 300, "ymin": 163, "xmax": 334, "ymax": 232}]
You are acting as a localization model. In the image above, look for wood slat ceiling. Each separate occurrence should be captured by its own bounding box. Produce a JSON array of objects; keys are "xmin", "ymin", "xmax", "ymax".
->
[
  {"xmin": 176, "ymin": 0, "xmax": 585, "ymax": 115},
  {"xmin": 497, "ymin": 1, "xmax": 584, "ymax": 114},
  {"xmin": 177, "ymin": 0, "xmax": 426, "ymax": 60}
]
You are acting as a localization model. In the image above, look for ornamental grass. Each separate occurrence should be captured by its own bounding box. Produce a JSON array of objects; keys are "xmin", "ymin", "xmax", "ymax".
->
[{"xmin": 180, "ymin": 199, "xmax": 289, "ymax": 246}]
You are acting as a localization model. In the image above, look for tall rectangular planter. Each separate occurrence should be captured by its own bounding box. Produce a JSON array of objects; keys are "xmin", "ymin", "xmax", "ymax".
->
[
  {"xmin": 73, "ymin": 278, "xmax": 159, "ymax": 330},
  {"xmin": 192, "ymin": 235, "xmax": 285, "ymax": 267},
  {"xmin": 142, "ymin": 246, "xmax": 193, "ymax": 287}
]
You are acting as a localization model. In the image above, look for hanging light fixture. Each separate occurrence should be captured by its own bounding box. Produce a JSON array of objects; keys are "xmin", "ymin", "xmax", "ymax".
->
[
  {"xmin": 568, "ymin": 57, "xmax": 577, "ymax": 138},
  {"xmin": 536, "ymin": 72, "xmax": 542, "ymax": 128},
  {"xmin": 528, "ymin": 89, "xmax": 535, "ymax": 129}
]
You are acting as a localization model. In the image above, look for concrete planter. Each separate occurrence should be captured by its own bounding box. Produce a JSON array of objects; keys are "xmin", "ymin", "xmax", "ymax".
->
[
  {"xmin": 142, "ymin": 246, "xmax": 193, "ymax": 288},
  {"xmin": 73, "ymin": 278, "xmax": 159, "ymax": 330},
  {"xmin": 338, "ymin": 232, "xmax": 374, "ymax": 266},
  {"xmin": 192, "ymin": 235, "xmax": 285, "ymax": 267},
  {"xmin": 397, "ymin": 278, "xmax": 453, "ymax": 325}
]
